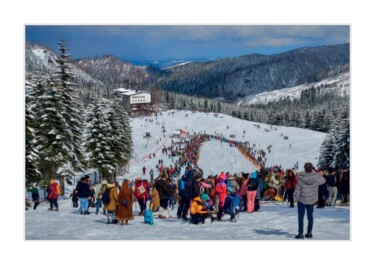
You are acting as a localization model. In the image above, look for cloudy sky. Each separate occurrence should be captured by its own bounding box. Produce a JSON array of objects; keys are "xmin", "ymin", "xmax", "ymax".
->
[{"xmin": 26, "ymin": 25, "xmax": 349, "ymax": 63}]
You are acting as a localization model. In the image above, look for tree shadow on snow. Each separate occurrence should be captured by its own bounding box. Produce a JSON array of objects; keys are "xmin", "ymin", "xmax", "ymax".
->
[{"xmin": 253, "ymin": 228, "xmax": 295, "ymax": 237}]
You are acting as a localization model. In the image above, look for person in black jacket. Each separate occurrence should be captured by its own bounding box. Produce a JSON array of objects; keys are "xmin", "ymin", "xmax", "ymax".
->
[
  {"xmin": 191, "ymin": 171, "xmax": 203, "ymax": 199},
  {"xmin": 177, "ymin": 174, "xmax": 193, "ymax": 221},
  {"xmin": 155, "ymin": 174, "xmax": 172, "ymax": 218},
  {"xmin": 325, "ymin": 168, "xmax": 338, "ymax": 206},
  {"xmin": 76, "ymin": 176, "xmax": 92, "ymax": 215}
]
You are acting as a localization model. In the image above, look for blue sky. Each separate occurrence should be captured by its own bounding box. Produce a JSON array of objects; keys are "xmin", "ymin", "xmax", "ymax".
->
[{"xmin": 26, "ymin": 25, "xmax": 349, "ymax": 63}]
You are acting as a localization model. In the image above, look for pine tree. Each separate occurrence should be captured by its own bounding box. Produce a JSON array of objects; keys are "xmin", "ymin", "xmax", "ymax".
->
[
  {"xmin": 318, "ymin": 133, "xmax": 335, "ymax": 169},
  {"xmin": 333, "ymin": 114, "xmax": 350, "ymax": 168},
  {"xmin": 34, "ymin": 76, "xmax": 75, "ymax": 183},
  {"xmin": 55, "ymin": 39, "xmax": 84, "ymax": 176},
  {"xmin": 107, "ymin": 98, "xmax": 133, "ymax": 178},
  {"xmin": 304, "ymin": 111, "xmax": 312, "ymax": 129},
  {"xmin": 84, "ymin": 98, "xmax": 115, "ymax": 178},
  {"xmin": 25, "ymin": 83, "xmax": 41, "ymax": 187}
]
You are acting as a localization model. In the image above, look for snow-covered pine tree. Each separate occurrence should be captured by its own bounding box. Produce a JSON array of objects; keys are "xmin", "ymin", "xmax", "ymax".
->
[
  {"xmin": 84, "ymin": 98, "xmax": 115, "ymax": 179},
  {"xmin": 54, "ymin": 39, "xmax": 84, "ymax": 183},
  {"xmin": 107, "ymin": 98, "xmax": 133, "ymax": 178},
  {"xmin": 34, "ymin": 75, "xmax": 75, "ymax": 185},
  {"xmin": 25, "ymin": 82, "xmax": 41, "ymax": 187},
  {"xmin": 304, "ymin": 111, "xmax": 312, "ymax": 129},
  {"xmin": 318, "ymin": 132, "xmax": 335, "ymax": 169},
  {"xmin": 333, "ymin": 112, "xmax": 350, "ymax": 168}
]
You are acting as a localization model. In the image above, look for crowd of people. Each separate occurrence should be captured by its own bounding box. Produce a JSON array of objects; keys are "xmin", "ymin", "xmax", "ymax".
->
[{"xmin": 27, "ymin": 130, "xmax": 350, "ymax": 239}]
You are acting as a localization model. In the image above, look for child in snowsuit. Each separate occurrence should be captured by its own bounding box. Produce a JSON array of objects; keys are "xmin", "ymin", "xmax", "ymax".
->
[
  {"xmin": 70, "ymin": 189, "xmax": 79, "ymax": 208},
  {"xmin": 28, "ymin": 183, "xmax": 40, "ymax": 210},
  {"xmin": 190, "ymin": 194, "xmax": 210, "ymax": 224}
]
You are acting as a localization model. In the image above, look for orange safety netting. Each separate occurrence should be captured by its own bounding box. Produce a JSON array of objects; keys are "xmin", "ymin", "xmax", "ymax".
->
[{"xmin": 237, "ymin": 146, "xmax": 262, "ymax": 170}]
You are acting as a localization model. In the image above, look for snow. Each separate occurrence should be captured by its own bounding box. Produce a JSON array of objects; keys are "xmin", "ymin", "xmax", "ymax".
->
[
  {"xmin": 25, "ymin": 196, "xmax": 349, "ymax": 240},
  {"xmin": 25, "ymin": 110, "xmax": 349, "ymax": 240},
  {"xmin": 128, "ymin": 110, "xmax": 326, "ymax": 178},
  {"xmin": 239, "ymin": 72, "xmax": 349, "ymax": 105},
  {"xmin": 163, "ymin": 61, "xmax": 191, "ymax": 70}
]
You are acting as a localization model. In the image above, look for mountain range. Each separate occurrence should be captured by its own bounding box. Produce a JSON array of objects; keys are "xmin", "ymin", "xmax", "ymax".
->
[{"xmin": 25, "ymin": 42, "xmax": 349, "ymax": 103}]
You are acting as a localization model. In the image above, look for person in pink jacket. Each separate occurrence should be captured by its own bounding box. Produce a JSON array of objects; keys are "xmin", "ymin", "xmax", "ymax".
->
[{"xmin": 213, "ymin": 174, "xmax": 228, "ymax": 221}]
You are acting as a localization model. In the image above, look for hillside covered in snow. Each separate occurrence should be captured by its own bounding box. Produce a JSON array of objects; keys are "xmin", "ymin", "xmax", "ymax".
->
[
  {"xmin": 24, "ymin": 110, "xmax": 346, "ymax": 241},
  {"xmin": 238, "ymin": 72, "xmax": 349, "ymax": 106}
]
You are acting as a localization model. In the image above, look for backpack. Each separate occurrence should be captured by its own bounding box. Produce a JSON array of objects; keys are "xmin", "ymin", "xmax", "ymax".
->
[
  {"xmin": 144, "ymin": 209, "xmax": 154, "ymax": 225},
  {"xmin": 182, "ymin": 177, "xmax": 192, "ymax": 197},
  {"xmin": 178, "ymin": 178, "xmax": 185, "ymax": 196},
  {"xmin": 102, "ymin": 187, "xmax": 112, "ymax": 204},
  {"xmin": 178, "ymin": 176, "xmax": 192, "ymax": 197},
  {"xmin": 55, "ymin": 184, "xmax": 61, "ymax": 195}
]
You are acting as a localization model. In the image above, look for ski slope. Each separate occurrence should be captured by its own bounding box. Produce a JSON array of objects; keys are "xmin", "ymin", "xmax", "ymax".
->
[
  {"xmin": 24, "ymin": 110, "xmax": 350, "ymax": 240},
  {"xmin": 127, "ymin": 110, "xmax": 326, "ymax": 181}
]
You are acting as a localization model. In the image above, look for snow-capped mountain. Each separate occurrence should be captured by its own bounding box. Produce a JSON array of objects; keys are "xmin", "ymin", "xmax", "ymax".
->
[
  {"xmin": 75, "ymin": 55, "xmax": 148, "ymax": 88},
  {"xmin": 25, "ymin": 43, "xmax": 105, "ymax": 92},
  {"xmin": 238, "ymin": 72, "xmax": 350, "ymax": 106}
]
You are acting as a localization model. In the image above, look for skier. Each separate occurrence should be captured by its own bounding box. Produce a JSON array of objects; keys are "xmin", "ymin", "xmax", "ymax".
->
[{"xmin": 150, "ymin": 168, "xmax": 154, "ymax": 181}]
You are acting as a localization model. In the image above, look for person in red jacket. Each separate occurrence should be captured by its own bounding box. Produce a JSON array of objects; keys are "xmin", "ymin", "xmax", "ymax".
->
[
  {"xmin": 134, "ymin": 177, "xmax": 150, "ymax": 216},
  {"xmin": 215, "ymin": 174, "xmax": 227, "ymax": 221},
  {"xmin": 47, "ymin": 179, "xmax": 60, "ymax": 211},
  {"xmin": 284, "ymin": 169, "xmax": 297, "ymax": 207}
]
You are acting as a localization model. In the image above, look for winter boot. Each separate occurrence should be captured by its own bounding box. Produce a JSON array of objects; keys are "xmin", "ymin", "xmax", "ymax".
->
[
  {"xmin": 295, "ymin": 233, "xmax": 304, "ymax": 239},
  {"xmin": 305, "ymin": 232, "xmax": 313, "ymax": 238}
]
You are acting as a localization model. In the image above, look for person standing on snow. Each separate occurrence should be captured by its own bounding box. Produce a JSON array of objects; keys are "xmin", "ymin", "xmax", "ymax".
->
[
  {"xmin": 94, "ymin": 178, "xmax": 108, "ymax": 215},
  {"xmin": 28, "ymin": 183, "xmax": 40, "ymax": 210},
  {"xmin": 284, "ymin": 169, "xmax": 297, "ymax": 208},
  {"xmin": 325, "ymin": 168, "xmax": 338, "ymax": 206},
  {"xmin": 76, "ymin": 176, "xmax": 91, "ymax": 215},
  {"xmin": 155, "ymin": 173, "xmax": 173, "ymax": 219},
  {"xmin": 214, "ymin": 173, "xmax": 228, "ymax": 221},
  {"xmin": 134, "ymin": 177, "xmax": 150, "ymax": 216},
  {"xmin": 47, "ymin": 179, "xmax": 60, "ymax": 211},
  {"xmin": 142, "ymin": 166, "xmax": 146, "ymax": 175},
  {"xmin": 294, "ymin": 162, "xmax": 326, "ymax": 239},
  {"xmin": 116, "ymin": 179, "xmax": 134, "ymax": 225},
  {"xmin": 102, "ymin": 179, "xmax": 119, "ymax": 224}
]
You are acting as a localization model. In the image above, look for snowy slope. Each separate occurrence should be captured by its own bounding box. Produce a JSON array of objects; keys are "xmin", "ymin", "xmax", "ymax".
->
[
  {"xmin": 25, "ymin": 196, "xmax": 349, "ymax": 240},
  {"xmin": 238, "ymin": 72, "xmax": 349, "ymax": 105},
  {"xmin": 127, "ymin": 110, "xmax": 326, "ymax": 181},
  {"xmin": 25, "ymin": 110, "xmax": 344, "ymax": 240}
]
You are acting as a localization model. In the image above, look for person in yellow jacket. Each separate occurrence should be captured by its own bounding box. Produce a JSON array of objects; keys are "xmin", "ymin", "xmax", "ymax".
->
[
  {"xmin": 102, "ymin": 180, "xmax": 119, "ymax": 224},
  {"xmin": 190, "ymin": 193, "xmax": 210, "ymax": 224}
]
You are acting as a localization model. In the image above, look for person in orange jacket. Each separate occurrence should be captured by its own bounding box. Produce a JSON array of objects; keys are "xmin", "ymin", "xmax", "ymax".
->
[{"xmin": 190, "ymin": 193, "xmax": 210, "ymax": 224}]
